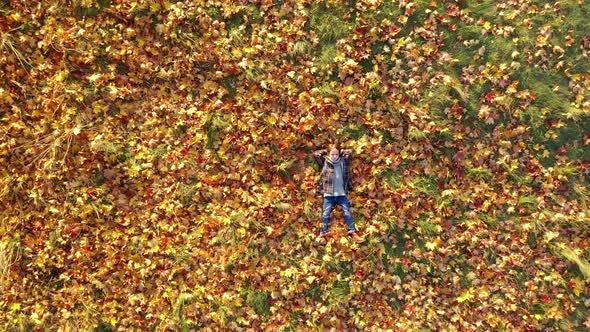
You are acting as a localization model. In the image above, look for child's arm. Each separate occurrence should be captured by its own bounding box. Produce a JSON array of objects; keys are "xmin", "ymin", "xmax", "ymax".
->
[
  {"xmin": 341, "ymin": 149, "xmax": 354, "ymax": 192},
  {"xmin": 340, "ymin": 149, "xmax": 353, "ymax": 161},
  {"xmin": 312, "ymin": 149, "xmax": 327, "ymax": 168}
]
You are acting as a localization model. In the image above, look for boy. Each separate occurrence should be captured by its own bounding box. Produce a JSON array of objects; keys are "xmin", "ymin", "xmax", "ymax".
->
[{"xmin": 313, "ymin": 144, "xmax": 365, "ymax": 245}]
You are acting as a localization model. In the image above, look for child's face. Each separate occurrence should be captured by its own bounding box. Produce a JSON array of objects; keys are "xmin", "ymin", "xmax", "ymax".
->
[{"xmin": 329, "ymin": 149, "xmax": 339, "ymax": 161}]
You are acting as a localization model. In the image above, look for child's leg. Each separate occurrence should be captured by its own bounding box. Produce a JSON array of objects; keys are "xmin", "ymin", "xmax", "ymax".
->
[
  {"xmin": 320, "ymin": 196, "xmax": 336, "ymax": 236},
  {"xmin": 337, "ymin": 196, "xmax": 357, "ymax": 234}
]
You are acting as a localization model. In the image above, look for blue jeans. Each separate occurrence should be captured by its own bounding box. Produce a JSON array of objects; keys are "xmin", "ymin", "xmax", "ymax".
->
[{"xmin": 320, "ymin": 195, "xmax": 356, "ymax": 236}]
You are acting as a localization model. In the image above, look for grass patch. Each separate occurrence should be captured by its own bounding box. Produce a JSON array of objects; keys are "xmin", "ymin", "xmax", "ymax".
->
[
  {"xmin": 340, "ymin": 123, "xmax": 369, "ymax": 140},
  {"xmin": 305, "ymin": 282, "xmax": 323, "ymax": 302},
  {"xmin": 382, "ymin": 226, "xmax": 408, "ymax": 277},
  {"xmin": 1, "ymin": 31, "xmax": 32, "ymax": 70},
  {"xmin": 466, "ymin": 0, "xmax": 497, "ymax": 21},
  {"xmin": 170, "ymin": 243, "xmax": 191, "ymax": 266},
  {"xmin": 276, "ymin": 158, "xmax": 296, "ymax": 177},
  {"xmin": 241, "ymin": 285, "xmax": 271, "ymax": 316},
  {"xmin": 178, "ymin": 181, "xmax": 199, "ymax": 206},
  {"xmin": 480, "ymin": 213, "xmax": 498, "ymax": 229},
  {"xmin": 518, "ymin": 194, "xmax": 538, "ymax": 211},
  {"xmin": 317, "ymin": 81, "xmax": 339, "ymax": 99},
  {"xmin": 481, "ymin": 36, "xmax": 514, "ymax": 64},
  {"xmin": 308, "ymin": 2, "xmax": 352, "ymax": 43},
  {"xmin": 416, "ymin": 215, "xmax": 441, "ymax": 237},
  {"xmin": 382, "ymin": 169, "xmax": 402, "ymax": 190},
  {"xmin": 203, "ymin": 113, "xmax": 228, "ymax": 150},
  {"xmin": 227, "ymin": 4, "xmax": 262, "ymax": 30},
  {"xmin": 302, "ymin": 200, "xmax": 317, "ymax": 220},
  {"xmin": 507, "ymin": 169, "xmax": 533, "ymax": 187},
  {"xmin": 173, "ymin": 293, "xmax": 201, "ymax": 332},
  {"xmin": 466, "ymin": 167, "xmax": 494, "ymax": 182},
  {"xmin": 220, "ymin": 75, "xmax": 238, "ymax": 99},
  {"xmin": 150, "ymin": 144, "xmax": 168, "ymax": 159},
  {"xmin": 328, "ymin": 280, "xmax": 350, "ymax": 303},
  {"xmin": 408, "ymin": 126, "xmax": 429, "ymax": 141},
  {"xmin": 560, "ymin": 245, "xmax": 590, "ymax": 278},
  {"xmin": 315, "ymin": 43, "xmax": 337, "ymax": 74},
  {"xmin": 291, "ymin": 40, "xmax": 313, "ymax": 58},
  {"xmin": 412, "ymin": 176, "xmax": 440, "ymax": 197},
  {"xmin": 227, "ymin": 26, "xmax": 246, "ymax": 48},
  {"xmin": 284, "ymin": 311, "xmax": 304, "ymax": 331},
  {"xmin": 0, "ymin": 239, "xmax": 21, "ymax": 290}
]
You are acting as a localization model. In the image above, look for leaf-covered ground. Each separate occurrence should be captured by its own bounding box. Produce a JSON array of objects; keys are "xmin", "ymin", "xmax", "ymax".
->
[{"xmin": 1, "ymin": 0, "xmax": 590, "ymax": 331}]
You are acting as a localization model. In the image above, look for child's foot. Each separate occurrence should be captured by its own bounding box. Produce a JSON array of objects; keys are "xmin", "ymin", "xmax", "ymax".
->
[{"xmin": 350, "ymin": 231, "xmax": 366, "ymax": 243}]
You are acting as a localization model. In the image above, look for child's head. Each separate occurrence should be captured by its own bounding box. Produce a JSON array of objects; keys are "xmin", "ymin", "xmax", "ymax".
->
[{"xmin": 328, "ymin": 143, "xmax": 340, "ymax": 161}]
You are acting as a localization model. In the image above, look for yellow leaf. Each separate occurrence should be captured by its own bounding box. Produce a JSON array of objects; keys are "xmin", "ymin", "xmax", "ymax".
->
[
  {"xmin": 573, "ymin": 279, "xmax": 585, "ymax": 296},
  {"xmin": 267, "ymin": 115, "xmax": 277, "ymax": 125},
  {"xmin": 457, "ymin": 287, "xmax": 474, "ymax": 303},
  {"xmin": 477, "ymin": 286, "xmax": 490, "ymax": 299},
  {"xmin": 88, "ymin": 73, "xmax": 102, "ymax": 82},
  {"xmin": 55, "ymin": 71, "xmax": 67, "ymax": 82},
  {"xmin": 150, "ymin": 2, "xmax": 160, "ymax": 12},
  {"xmin": 425, "ymin": 241, "xmax": 437, "ymax": 250},
  {"xmin": 544, "ymin": 231, "xmax": 559, "ymax": 243},
  {"xmin": 506, "ymin": 81, "xmax": 518, "ymax": 94},
  {"xmin": 10, "ymin": 303, "xmax": 21, "ymax": 311}
]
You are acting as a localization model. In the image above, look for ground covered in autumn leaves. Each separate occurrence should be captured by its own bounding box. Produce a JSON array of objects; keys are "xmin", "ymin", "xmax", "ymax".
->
[{"xmin": 1, "ymin": 0, "xmax": 590, "ymax": 331}]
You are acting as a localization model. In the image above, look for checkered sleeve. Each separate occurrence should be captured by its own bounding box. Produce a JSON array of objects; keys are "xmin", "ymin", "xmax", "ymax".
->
[{"xmin": 313, "ymin": 149, "xmax": 327, "ymax": 168}]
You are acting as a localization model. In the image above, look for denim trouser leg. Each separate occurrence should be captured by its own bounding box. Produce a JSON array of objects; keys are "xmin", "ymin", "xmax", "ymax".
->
[
  {"xmin": 320, "ymin": 196, "xmax": 335, "ymax": 235},
  {"xmin": 320, "ymin": 196, "xmax": 356, "ymax": 235},
  {"xmin": 337, "ymin": 196, "xmax": 357, "ymax": 234}
]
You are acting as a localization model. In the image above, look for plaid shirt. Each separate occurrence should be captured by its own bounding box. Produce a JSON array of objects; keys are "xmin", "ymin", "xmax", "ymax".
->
[{"xmin": 313, "ymin": 149, "xmax": 354, "ymax": 196}]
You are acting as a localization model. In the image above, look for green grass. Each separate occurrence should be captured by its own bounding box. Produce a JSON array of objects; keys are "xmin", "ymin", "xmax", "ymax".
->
[
  {"xmin": 173, "ymin": 293, "xmax": 201, "ymax": 332},
  {"xmin": 382, "ymin": 169, "xmax": 402, "ymax": 190},
  {"xmin": 422, "ymin": 84, "xmax": 455, "ymax": 120},
  {"xmin": 466, "ymin": 167, "xmax": 494, "ymax": 182},
  {"xmin": 317, "ymin": 81, "xmax": 339, "ymax": 99},
  {"xmin": 315, "ymin": 44, "xmax": 337, "ymax": 74},
  {"xmin": 466, "ymin": 0, "xmax": 497, "ymax": 21},
  {"xmin": 417, "ymin": 215, "xmax": 441, "ymax": 237},
  {"xmin": 340, "ymin": 123, "xmax": 369, "ymax": 140},
  {"xmin": 291, "ymin": 40, "xmax": 313, "ymax": 58},
  {"xmin": 240, "ymin": 286, "xmax": 271, "ymax": 316},
  {"xmin": 408, "ymin": 126, "xmax": 429, "ymax": 141},
  {"xmin": 227, "ymin": 4, "xmax": 262, "ymax": 30},
  {"xmin": 413, "ymin": 176, "xmax": 440, "ymax": 197},
  {"xmin": 219, "ymin": 75, "xmax": 238, "ymax": 99},
  {"xmin": 228, "ymin": 27, "xmax": 245, "ymax": 48},
  {"xmin": 518, "ymin": 195, "xmax": 538, "ymax": 210},
  {"xmin": 150, "ymin": 144, "xmax": 168, "ymax": 159},
  {"xmin": 204, "ymin": 113, "xmax": 228, "ymax": 150},
  {"xmin": 560, "ymin": 246, "xmax": 590, "ymax": 278},
  {"xmin": 90, "ymin": 138, "xmax": 119, "ymax": 155},
  {"xmin": 285, "ymin": 311, "xmax": 305, "ymax": 331},
  {"xmin": 1, "ymin": 31, "xmax": 32, "ymax": 70},
  {"xmin": 308, "ymin": 2, "xmax": 352, "ymax": 43},
  {"xmin": 328, "ymin": 280, "xmax": 351, "ymax": 303},
  {"xmin": 0, "ymin": 238, "xmax": 21, "ymax": 289},
  {"xmin": 482, "ymin": 36, "xmax": 515, "ymax": 64},
  {"xmin": 480, "ymin": 213, "xmax": 498, "ymax": 230},
  {"xmin": 276, "ymin": 159, "xmax": 296, "ymax": 177}
]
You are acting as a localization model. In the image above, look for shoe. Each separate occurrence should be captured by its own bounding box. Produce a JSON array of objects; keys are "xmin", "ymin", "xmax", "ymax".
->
[{"xmin": 350, "ymin": 231, "xmax": 365, "ymax": 243}]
